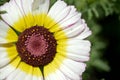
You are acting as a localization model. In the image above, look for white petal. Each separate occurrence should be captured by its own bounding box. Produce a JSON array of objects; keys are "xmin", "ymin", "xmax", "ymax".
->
[
  {"xmin": 24, "ymin": 74, "xmax": 32, "ymax": 80},
  {"xmin": 0, "ymin": 45, "xmax": 18, "ymax": 68},
  {"xmin": 32, "ymin": 0, "xmax": 50, "ymax": 13},
  {"xmin": 49, "ymin": 2, "xmax": 82, "ymax": 32},
  {"xmin": 64, "ymin": 39, "xmax": 91, "ymax": 62},
  {"xmin": 54, "ymin": 70, "xmax": 68, "ymax": 80},
  {"xmin": 0, "ymin": 20, "xmax": 18, "ymax": 43},
  {"xmin": 0, "ymin": 0, "xmax": 23, "ymax": 26},
  {"xmin": 32, "ymin": 75, "xmax": 43, "ymax": 80},
  {"xmin": 5, "ymin": 69, "xmax": 20, "ymax": 80},
  {"xmin": 48, "ymin": 1, "xmax": 71, "ymax": 30},
  {"xmin": 49, "ymin": 6, "xmax": 71, "ymax": 24},
  {"xmin": 8, "ymin": 69, "xmax": 26, "ymax": 80},
  {"xmin": 62, "ymin": 58, "xmax": 87, "ymax": 76},
  {"xmin": 65, "ymin": 52, "xmax": 89, "ymax": 62},
  {"xmin": 67, "ymin": 39, "xmax": 91, "ymax": 55},
  {"xmin": 0, "ymin": 57, "xmax": 20, "ymax": 80},
  {"xmin": 6, "ymin": 63, "xmax": 32, "ymax": 80},
  {"xmin": 0, "ymin": 57, "xmax": 9, "ymax": 68},
  {"xmin": 58, "ymin": 12, "xmax": 81, "ymax": 29},
  {"xmin": 57, "ymin": 39, "xmax": 90, "ymax": 61},
  {"xmin": 47, "ymin": 0, "xmax": 72, "ymax": 30},
  {"xmin": 59, "ymin": 6, "xmax": 78, "ymax": 23},
  {"xmin": 44, "ymin": 65, "xmax": 67, "ymax": 80},
  {"xmin": 0, "ymin": 66, "xmax": 16, "ymax": 80},
  {"xmin": 58, "ymin": 5, "xmax": 81, "ymax": 28},
  {"xmin": 55, "ymin": 56, "xmax": 81, "ymax": 80},
  {"xmin": 0, "ymin": 21, "xmax": 8, "ymax": 43},
  {"xmin": 58, "ymin": 39, "xmax": 91, "ymax": 56},
  {"xmin": 6, "ymin": 65, "xmax": 43, "ymax": 80},
  {"xmin": 0, "ymin": 46, "xmax": 7, "ymax": 59},
  {"xmin": 54, "ymin": 20, "xmax": 85, "ymax": 39},
  {"xmin": 74, "ymin": 24, "xmax": 92, "ymax": 39},
  {"xmin": 32, "ymin": 76, "xmax": 38, "ymax": 80},
  {"xmin": 48, "ymin": 0, "xmax": 67, "ymax": 19},
  {"xmin": 13, "ymin": 0, "xmax": 33, "ymax": 15},
  {"xmin": 32, "ymin": 67, "xmax": 43, "ymax": 80}
]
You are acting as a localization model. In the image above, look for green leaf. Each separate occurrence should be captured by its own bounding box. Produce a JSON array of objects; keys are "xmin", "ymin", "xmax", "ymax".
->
[
  {"xmin": 0, "ymin": 11, "xmax": 7, "ymax": 20},
  {"xmin": 92, "ymin": 60, "xmax": 110, "ymax": 72},
  {"xmin": 0, "ymin": 0, "xmax": 10, "ymax": 6},
  {"xmin": 0, "ymin": 11, "xmax": 6, "ymax": 14}
]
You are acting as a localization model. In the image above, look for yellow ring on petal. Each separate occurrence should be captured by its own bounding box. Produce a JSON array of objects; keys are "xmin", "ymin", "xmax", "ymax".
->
[
  {"xmin": 44, "ymin": 39, "xmax": 68, "ymax": 77},
  {"xmin": 12, "ymin": 13, "xmax": 36, "ymax": 32},
  {"xmin": 10, "ymin": 13, "xmax": 62, "ymax": 32},
  {"xmin": 6, "ymin": 44, "xmax": 18, "ymax": 60},
  {"xmin": 17, "ymin": 62, "xmax": 35, "ymax": 75},
  {"xmin": 10, "ymin": 56, "xmax": 21, "ymax": 67},
  {"xmin": 6, "ymin": 29, "xmax": 18, "ymax": 43},
  {"xmin": 6, "ymin": 12, "xmax": 68, "ymax": 77},
  {"xmin": 6, "ymin": 13, "xmax": 67, "ymax": 41},
  {"xmin": 33, "ymin": 67, "xmax": 43, "ymax": 77}
]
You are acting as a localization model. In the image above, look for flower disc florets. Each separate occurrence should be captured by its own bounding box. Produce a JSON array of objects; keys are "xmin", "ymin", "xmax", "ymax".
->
[{"xmin": 16, "ymin": 26, "xmax": 57, "ymax": 66}]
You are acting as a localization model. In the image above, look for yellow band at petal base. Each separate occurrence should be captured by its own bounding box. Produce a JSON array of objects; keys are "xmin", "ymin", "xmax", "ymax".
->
[
  {"xmin": 44, "ymin": 39, "xmax": 68, "ymax": 77},
  {"xmin": 6, "ymin": 12, "xmax": 68, "ymax": 77}
]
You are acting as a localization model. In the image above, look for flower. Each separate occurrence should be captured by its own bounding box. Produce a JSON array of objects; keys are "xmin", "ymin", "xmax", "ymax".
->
[{"xmin": 0, "ymin": 0, "xmax": 92, "ymax": 80}]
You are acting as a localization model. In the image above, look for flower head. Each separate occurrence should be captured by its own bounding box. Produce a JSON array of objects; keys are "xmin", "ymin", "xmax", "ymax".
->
[{"xmin": 0, "ymin": 0, "xmax": 92, "ymax": 80}]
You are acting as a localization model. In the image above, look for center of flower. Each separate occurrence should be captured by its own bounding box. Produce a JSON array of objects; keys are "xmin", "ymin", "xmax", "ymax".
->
[{"xmin": 16, "ymin": 26, "xmax": 57, "ymax": 67}]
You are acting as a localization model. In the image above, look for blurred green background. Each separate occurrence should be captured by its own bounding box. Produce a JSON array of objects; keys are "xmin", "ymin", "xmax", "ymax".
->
[{"xmin": 0, "ymin": 0, "xmax": 120, "ymax": 80}]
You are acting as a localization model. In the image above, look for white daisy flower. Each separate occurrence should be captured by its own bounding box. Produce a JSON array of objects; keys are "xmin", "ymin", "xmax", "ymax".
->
[{"xmin": 0, "ymin": 0, "xmax": 92, "ymax": 80}]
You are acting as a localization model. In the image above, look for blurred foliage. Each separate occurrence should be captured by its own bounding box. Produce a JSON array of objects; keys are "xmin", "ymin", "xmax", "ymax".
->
[
  {"xmin": 0, "ymin": 0, "xmax": 9, "ymax": 19},
  {"xmin": 0, "ymin": 0, "xmax": 9, "ymax": 5},
  {"xmin": 1, "ymin": 0, "xmax": 120, "ymax": 80}
]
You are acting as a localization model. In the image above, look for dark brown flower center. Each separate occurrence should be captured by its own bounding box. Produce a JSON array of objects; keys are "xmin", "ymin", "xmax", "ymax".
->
[{"xmin": 16, "ymin": 26, "xmax": 57, "ymax": 67}]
